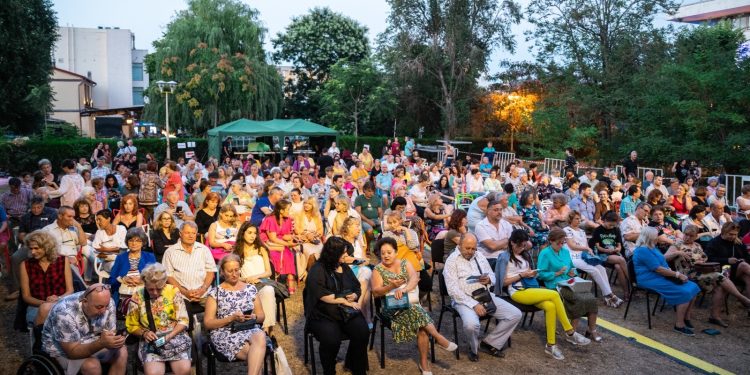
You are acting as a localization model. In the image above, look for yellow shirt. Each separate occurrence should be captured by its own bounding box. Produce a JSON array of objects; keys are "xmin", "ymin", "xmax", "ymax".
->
[
  {"xmin": 126, "ymin": 284, "xmax": 189, "ymax": 334},
  {"xmin": 352, "ymin": 168, "xmax": 369, "ymax": 182},
  {"xmin": 360, "ymin": 153, "xmax": 374, "ymax": 170}
]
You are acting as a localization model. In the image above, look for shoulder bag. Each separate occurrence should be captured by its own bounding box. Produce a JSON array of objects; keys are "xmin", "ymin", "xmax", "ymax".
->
[
  {"xmin": 470, "ymin": 258, "xmax": 496, "ymax": 314},
  {"xmin": 332, "ymin": 272, "xmax": 362, "ymax": 322},
  {"xmin": 143, "ymin": 289, "xmax": 192, "ymax": 358}
]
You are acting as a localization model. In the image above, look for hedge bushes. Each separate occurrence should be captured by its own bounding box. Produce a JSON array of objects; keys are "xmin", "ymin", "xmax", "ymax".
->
[{"xmin": 0, "ymin": 138, "xmax": 208, "ymax": 175}]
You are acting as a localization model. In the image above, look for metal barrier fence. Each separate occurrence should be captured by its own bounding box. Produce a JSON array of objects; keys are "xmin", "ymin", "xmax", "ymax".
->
[
  {"xmin": 543, "ymin": 158, "xmax": 566, "ymax": 175},
  {"xmin": 637, "ymin": 167, "xmax": 664, "ymax": 181},
  {"xmin": 724, "ymin": 174, "xmax": 750, "ymax": 209},
  {"xmin": 494, "ymin": 152, "xmax": 516, "ymax": 171}
]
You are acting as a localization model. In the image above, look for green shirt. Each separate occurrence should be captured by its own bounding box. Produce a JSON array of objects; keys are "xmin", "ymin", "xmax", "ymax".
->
[
  {"xmin": 537, "ymin": 245, "xmax": 578, "ymax": 289},
  {"xmin": 354, "ymin": 194, "xmax": 382, "ymax": 221}
]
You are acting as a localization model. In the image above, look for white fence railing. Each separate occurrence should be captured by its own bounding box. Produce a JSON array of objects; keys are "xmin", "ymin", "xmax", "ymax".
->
[
  {"xmin": 637, "ymin": 167, "xmax": 664, "ymax": 181},
  {"xmin": 724, "ymin": 174, "xmax": 750, "ymax": 209},
  {"xmin": 494, "ymin": 152, "xmax": 516, "ymax": 171},
  {"xmin": 543, "ymin": 158, "xmax": 566, "ymax": 175}
]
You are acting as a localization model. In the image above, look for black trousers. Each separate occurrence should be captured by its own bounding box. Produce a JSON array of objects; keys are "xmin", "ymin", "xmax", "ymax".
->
[{"xmin": 308, "ymin": 315, "xmax": 369, "ymax": 375}]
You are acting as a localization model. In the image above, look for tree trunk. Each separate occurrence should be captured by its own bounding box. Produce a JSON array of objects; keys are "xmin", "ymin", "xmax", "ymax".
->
[
  {"xmin": 444, "ymin": 96, "xmax": 456, "ymax": 140},
  {"xmin": 353, "ymin": 101, "xmax": 359, "ymax": 151},
  {"xmin": 510, "ymin": 128, "xmax": 515, "ymax": 153}
]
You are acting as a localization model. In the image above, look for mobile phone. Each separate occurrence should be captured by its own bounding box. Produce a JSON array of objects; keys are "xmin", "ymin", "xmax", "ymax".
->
[
  {"xmin": 242, "ymin": 309, "xmax": 253, "ymax": 316},
  {"xmin": 154, "ymin": 336, "xmax": 167, "ymax": 348},
  {"xmin": 466, "ymin": 275, "xmax": 481, "ymax": 283},
  {"xmin": 176, "ymin": 206, "xmax": 183, "ymax": 213},
  {"xmin": 233, "ymin": 198, "xmax": 240, "ymax": 205}
]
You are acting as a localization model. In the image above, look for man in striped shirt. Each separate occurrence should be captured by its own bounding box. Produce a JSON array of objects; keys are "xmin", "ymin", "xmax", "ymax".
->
[{"xmin": 163, "ymin": 221, "xmax": 216, "ymax": 325}]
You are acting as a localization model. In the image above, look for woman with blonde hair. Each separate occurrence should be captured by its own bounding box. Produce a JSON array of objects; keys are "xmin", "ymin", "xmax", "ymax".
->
[
  {"xmin": 326, "ymin": 195, "xmax": 360, "ymax": 238},
  {"xmin": 82, "ymin": 186, "xmax": 104, "ymax": 214},
  {"xmin": 113, "ymin": 193, "xmax": 145, "ymax": 230},
  {"xmin": 20, "ymin": 230, "xmax": 74, "ymax": 325},
  {"xmin": 295, "ymin": 196, "xmax": 324, "ymax": 272},
  {"xmin": 207, "ymin": 204, "xmax": 240, "ymax": 261}
]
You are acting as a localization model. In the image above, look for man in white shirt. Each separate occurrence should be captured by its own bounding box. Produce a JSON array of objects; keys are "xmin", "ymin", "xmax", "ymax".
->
[
  {"xmin": 116, "ymin": 139, "xmax": 137, "ymax": 156},
  {"xmin": 163, "ymin": 221, "xmax": 217, "ymax": 325},
  {"xmin": 703, "ymin": 201, "xmax": 731, "ymax": 237},
  {"xmin": 443, "ymin": 233, "xmax": 521, "ymax": 362},
  {"xmin": 620, "ymin": 202, "xmax": 651, "ymax": 257},
  {"xmin": 44, "ymin": 206, "xmax": 88, "ymax": 279},
  {"xmin": 327, "ymin": 141, "xmax": 340, "ymax": 156},
  {"xmin": 475, "ymin": 198, "xmax": 514, "ymax": 268}
]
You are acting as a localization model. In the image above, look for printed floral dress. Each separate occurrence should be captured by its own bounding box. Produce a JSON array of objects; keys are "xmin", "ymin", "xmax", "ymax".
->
[
  {"xmin": 673, "ymin": 242, "xmax": 724, "ymax": 293},
  {"xmin": 125, "ymin": 285, "xmax": 191, "ymax": 362},
  {"xmin": 519, "ymin": 205, "xmax": 549, "ymax": 249},
  {"xmin": 374, "ymin": 260, "xmax": 432, "ymax": 343},
  {"xmin": 208, "ymin": 284, "xmax": 264, "ymax": 361}
]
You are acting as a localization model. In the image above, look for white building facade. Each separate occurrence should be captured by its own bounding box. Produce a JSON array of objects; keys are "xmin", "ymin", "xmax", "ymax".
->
[
  {"xmin": 53, "ymin": 26, "xmax": 149, "ymax": 110},
  {"xmin": 672, "ymin": 0, "xmax": 750, "ymax": 40}
]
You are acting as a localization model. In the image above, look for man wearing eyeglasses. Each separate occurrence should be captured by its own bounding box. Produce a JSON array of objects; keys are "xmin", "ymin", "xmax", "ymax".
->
[{"xmin": 40, "ymin": 283, "xmax": 128, "ymax": 375}]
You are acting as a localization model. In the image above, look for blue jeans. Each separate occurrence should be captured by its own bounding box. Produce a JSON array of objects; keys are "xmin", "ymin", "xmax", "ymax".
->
[{"xmin": 493, "ymin": 251, "xmax": 511, "ymax": 296}]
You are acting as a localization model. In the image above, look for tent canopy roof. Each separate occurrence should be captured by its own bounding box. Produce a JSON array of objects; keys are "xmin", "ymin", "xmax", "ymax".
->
[{"xmin": 207, "ymin": 118, "xmax": 338, "ymax": 138}]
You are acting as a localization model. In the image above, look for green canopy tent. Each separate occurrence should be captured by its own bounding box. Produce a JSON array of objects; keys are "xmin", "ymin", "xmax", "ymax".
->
[{"xmin": 207, "ymin": 118, "xmax": 338, "ymax": 159}]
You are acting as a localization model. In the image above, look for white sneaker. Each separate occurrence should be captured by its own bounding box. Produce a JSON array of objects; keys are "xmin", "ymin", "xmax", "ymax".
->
[
  {"xmin": 565, "ymin": 331, "xmax": 591, "ymax": 346},
  {"xmin": 545, "ymin": 344, "xmax": 565, "ymax": 360}
]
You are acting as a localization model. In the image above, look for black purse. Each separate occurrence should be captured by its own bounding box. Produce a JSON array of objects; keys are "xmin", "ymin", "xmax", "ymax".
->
[
  {"xmin": 332, "ymin": 273, "xmax": 361, "ymax": 323},
  {"xmin": 216, "ymin": 285, "xmax": 258, "ymax": 333},
  {"xmin": 471, "ymin": 258, "xmax": 496, "ymax": 314}
]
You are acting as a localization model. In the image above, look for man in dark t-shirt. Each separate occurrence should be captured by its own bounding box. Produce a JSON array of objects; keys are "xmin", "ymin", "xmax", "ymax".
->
[{"xmin": 622, "ymin": 150, "xmax": 638, "ymax": 180}]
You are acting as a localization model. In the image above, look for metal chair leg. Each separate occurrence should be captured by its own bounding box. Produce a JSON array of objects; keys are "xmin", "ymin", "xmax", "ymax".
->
[
  {"xmin": 281, "ymin": 300, "xmax": 288, "ymax": 334},
  {"xmin": 623, "ymin": 287, "xmax": 636, "ymax": 320},
  {"xmin": 646, "ymin": 292, "xmax": 652, "ymax": 329},
  {"xmin": 452, "ymin": 314, "xmax": 459, "ymax": 360},
  {"xmin": 380, "ymin": 321, "xmax": 385, "ymax": 369},
  {"xmin": 430, "ymin": 336, "xmax": 435, "ymax": 363},
  {"xmin": 369, "ymin": 317, "xmax": 378, "ymax": 350}
]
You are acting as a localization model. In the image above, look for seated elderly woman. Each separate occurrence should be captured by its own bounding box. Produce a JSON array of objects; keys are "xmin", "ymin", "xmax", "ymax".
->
[
  {"xmin": 371, "ymin": 237, "xmax": 457, "ymax": 373},
  {"xmin": 304, "ymin": 237, "xmax": 369, "ymax": 375},
  {"xmin": 207, "ymin": 204, "xmax": 241, "ymax": 261},
  {"xmin": 667, "ymin": 225, "xmax": 750, "ymax": 327},
  {"xmin": 382, "ymin": 212, "xmax": 432, "ymax": 300},
  {"xmin": 233, "ymin": 222, "xmax": 277, "ymax": 334},
  {"xmin": 204, "ymin": 254, "xmax": 267, "ymax": 375},
  {"xmin": 538, "ymin": 228, "xmax": 602, "ymax": 342},
  {"xmin": 109, "ymin": 228, "xmax": 156, "ymax": 304},
  {"xmin": 502, "ymin": 230, "xmax": 590, "ymax": 360},
  {"xmin": 633, "ymin": 227, "xmax": 701, "ymax": 336},
  {"xmin": 543, "ymin": 194, "xmax": 571, "ymax": 228},
  {"xmin": 338, "ymin": 216, "xmax": 373, "ymax": 328},
  {"xmin": 20, "ymin": 230, "xmax": 74, "ymax": 326},
  {"xmin": 224, "ymin": 180, "xmax": 255, "ymax": 220},
  {"xmin": 326, "ymin": 195, "xmax": 361, "ymax": 238},
  {"xmin": 648, "ymin": 206, "xmax": 683, "ymax": 253},
  {"xmin": 126, "ymin": 263, "xmax": 192, "ymax": 375}
]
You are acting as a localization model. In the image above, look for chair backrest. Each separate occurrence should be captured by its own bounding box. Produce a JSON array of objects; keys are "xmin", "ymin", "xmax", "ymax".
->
[
  {"xmin": 431, "ymin": 239, "xmax": 446, "ymax": 265},
  {"xmin": 437, "ymin": 269, "xmax": 450, "ymax": 306},
  {"xmin": 627, "ymin": 259, "xmax": 638, "ymax": 286}
]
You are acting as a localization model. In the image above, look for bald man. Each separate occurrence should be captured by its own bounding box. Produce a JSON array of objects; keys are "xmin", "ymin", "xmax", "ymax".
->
[{"xmin": 443, "ymin": 233, "xmax": 521, "ymax": 362}]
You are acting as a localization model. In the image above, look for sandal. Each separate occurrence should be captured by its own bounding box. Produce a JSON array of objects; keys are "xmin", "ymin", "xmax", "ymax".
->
[{"xmin": 585, "ymin": 330, "xmax": 603, "ymax": 342}]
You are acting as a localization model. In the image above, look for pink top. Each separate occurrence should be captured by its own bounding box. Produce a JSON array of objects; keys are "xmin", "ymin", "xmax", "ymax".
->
[
  {"xmin": 163, "ymin": 171, "xmax": 184, "ymax": 201},
  {"xmin": 259, "ymin": 216, "xmax": 293, "ymax": 244}
]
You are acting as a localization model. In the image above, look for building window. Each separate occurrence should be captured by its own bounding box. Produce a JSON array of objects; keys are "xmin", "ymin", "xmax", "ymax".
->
[
  {"xmin": 133, "ymin": 87, "xmax": 144, "ymax": 105},
  {"xmin": 132, "ymin": 63, "xmax": 144, "ymax": 81}
]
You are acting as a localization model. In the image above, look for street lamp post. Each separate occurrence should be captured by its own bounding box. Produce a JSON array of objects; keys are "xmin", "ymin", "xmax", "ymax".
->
[{"xmin": 156, "ymin": 80, "xmax": 177, "ymax": 160}]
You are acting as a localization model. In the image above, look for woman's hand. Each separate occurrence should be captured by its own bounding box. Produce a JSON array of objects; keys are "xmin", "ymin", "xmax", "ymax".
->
[
  {"xmin": 555, "ymin": 266, "xmax": 568, "ymax": 276},
  {"xmin": 567, "ymin": 269, "xmax": 576, "ymax": 278},
  {"xmin": 521, "ymin": 270, "xmax": 538, "ymax": 278},
  {"xmin": 143, "ymin": 330, "xmax": 158, "ymax": 342},
  {"xmin": 345, "ymin": 293, "xmax": 358, "ymax": 302},
  {"xmin": 677, "ymin": 273, "xmax": 688, "ymax": 282},
  {"xmin": 344, "ymin": 301, "xmax": 361, "ymax": 310},
  {"xmin": 46, "ymin": 295, "xmax": 59, "ymax": 302},
  {"xmin": 390, "ymin": 278, "xmax": 406, "ymax": 289},
  {"xmin": 222, "ymin": 243, "xmax": 233, "ymax": 250},
  {"xmin": 231, "ymin": 310, "xmax": 246, "ymax": 322},
  {"xmin": 394, "ymin": 288, "xmax": 404, "ymax": 300}
]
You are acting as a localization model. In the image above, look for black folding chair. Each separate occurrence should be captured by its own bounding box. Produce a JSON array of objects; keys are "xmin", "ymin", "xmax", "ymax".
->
[
  {"xmin": 623, "ymin": 260, "xmax": 665, "ymax": 329},
  {"xmin": 368, "ymin": 296, "xmax": 435, "ymax": 369},
  {"xmin": 435, "ymin": 269, "xmax": 492, "ymax": 359},
  {"xmin": 203, "ymin": 337, "xmax": 276, "ymax": 375}
]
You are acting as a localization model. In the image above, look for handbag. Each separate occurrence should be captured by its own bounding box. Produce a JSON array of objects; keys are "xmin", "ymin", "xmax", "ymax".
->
[
  {"xmin": 272, "ymin": 336, "xmax": 293, "ymax": 375},
  {"xmin": 215, "ymin": 286, "xmax": 258, "ymax": 333},
  {"xmin": 118, "ymin": 271, "xmax": 142, "ymax": 296},
  {"xmin": 470, "ymin": 257, "xmax": 496, "ymax": 314},
  {"xmin": 258, "ymin": 278, "xmax": 290, "ymax": 299},
  {"xmin": 143, "ymin": 290, "xmax": 192, "ymax": 358},
  {"xmin": 520, "ymin": 277, "xmax": 540, "ymax": 289},
  {"xmin": 383, "ymin": 293, "xmax": 410, "ymax": 313},
  {"xmin": 333, "ymin": 271, "xmax": 362, "ymax": 323},
  {"xmin": 581, "ymin": 251, "xmax": 608, "ymax": 266}
]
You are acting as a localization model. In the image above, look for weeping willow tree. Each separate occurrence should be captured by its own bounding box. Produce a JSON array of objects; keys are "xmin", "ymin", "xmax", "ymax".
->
[{"xmin": 143, "ymin": 0, "xmax": 282, "ymax": 136}]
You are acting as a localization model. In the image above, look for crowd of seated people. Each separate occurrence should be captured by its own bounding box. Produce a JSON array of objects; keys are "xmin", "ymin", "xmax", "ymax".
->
[{"xmin": 4, "ymin": 142, "xmax": 750, "ymax": 374}]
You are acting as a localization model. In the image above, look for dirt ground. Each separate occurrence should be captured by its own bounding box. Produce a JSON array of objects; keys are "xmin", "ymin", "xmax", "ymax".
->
[{"xmin": 1, "ymin": 244, "xmax": 748, "ymax": 374}]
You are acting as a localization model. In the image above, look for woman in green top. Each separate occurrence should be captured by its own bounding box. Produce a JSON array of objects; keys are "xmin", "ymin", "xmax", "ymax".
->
[
  {"xmin": 538, "ymin": 228, "xmax": 602, "ymax": 342},
  {"xmin": 371, "ymin": 237, "xmax": 456, "ymax": 375}
]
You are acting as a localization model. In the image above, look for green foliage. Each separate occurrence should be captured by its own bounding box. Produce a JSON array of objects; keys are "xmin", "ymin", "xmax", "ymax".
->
[
  {"xmin": 143, "ymin": 0, "xmax": 282, "ymax": 136},
  {"xmin": 0, "ymin": 138, "xmax": 208, "ymax": 175},
  {"xmin": 318, "ymin": 59, "xmax": 397, "ymax": 147},
  {"xmin": 623, "ymin": 23, "xmax": 750, "ymax": 173},
  {"xmin": 272, "ymin": 7, "xmax": 370, "ymax": 121},
  {"xmin": 0, "ymin": 0, "xmax": 57, "ymax": 134},
  {"xmin": 379, "ymin": 0, "xmax": 522, "ymax": 139}
]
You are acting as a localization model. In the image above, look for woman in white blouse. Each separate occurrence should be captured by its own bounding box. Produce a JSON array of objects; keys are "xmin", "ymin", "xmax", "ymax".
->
[
  {"xmin": 562, "ymin": 211, "xmax": 624, "ymax": 307},
  {"xmin": 233, "ymin": 222, "xmax": 276, "ymax": 333}
]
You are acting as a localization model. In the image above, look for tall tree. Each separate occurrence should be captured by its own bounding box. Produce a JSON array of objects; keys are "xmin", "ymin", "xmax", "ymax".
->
[
  {"xmin": 380, "ymin": 0, "xmax": 522, "ymax": 139},
  {"xmin": 318, "ymin": 58, "xmax": 396, "ymax": 148},
  {"xmin": 143, "ymin": 0, "xmax": 282, "ymax": 136},
  {"xmin": 525, "ymin": 0, "xmax": 678, "ymax": 150},
  {"xmin": 0, "ymin": 0, "xmax": 57, "ymax": 134},
  {"xmin": 272, "ymin": 7, "xmax": 370, "ymax": 121}
]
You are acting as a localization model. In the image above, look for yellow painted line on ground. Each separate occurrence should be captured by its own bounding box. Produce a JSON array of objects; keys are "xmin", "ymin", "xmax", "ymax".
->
[{"xmin": 596, "ymin": 318, "xmax": 734, "ymax": 375}]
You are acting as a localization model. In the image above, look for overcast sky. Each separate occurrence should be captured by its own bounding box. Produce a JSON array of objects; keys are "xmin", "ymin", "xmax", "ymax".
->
[{"xmin": 53, "ymin": 0, "xmax": 681, "ymax": 79}]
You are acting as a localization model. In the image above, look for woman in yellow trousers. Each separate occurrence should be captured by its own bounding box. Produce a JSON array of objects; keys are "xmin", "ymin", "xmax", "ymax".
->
[{"xmin": 502, "ymin": 229, "xmax": 591, "ymax": 360}]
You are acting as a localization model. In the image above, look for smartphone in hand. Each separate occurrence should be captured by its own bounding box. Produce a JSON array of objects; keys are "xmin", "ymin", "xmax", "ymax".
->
[{"xmin": 154, "ymin": 336, "xmax": 167, "ymax": 348}]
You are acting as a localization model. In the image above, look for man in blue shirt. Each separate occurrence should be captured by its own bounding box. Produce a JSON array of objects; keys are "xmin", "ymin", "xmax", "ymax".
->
[
  {"xmin": 404, "ymin": 136, "xmax": 415, "ymax": 158},
  {"xmin": 568, "ymin": 183, "xmax": 598, "ymax": 230},
  {"xmin": 250, "ymin": 187, "xmax": 283, "ymax": 226}
]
